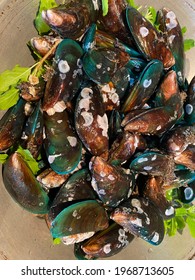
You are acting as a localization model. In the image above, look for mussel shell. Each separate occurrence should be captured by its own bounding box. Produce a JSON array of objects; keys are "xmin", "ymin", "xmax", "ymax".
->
[
  {"xmin": 143, "ymin": 176, "xmax": 175, "ymax": 220},
  {"xmin": 111, "ymin": 196, "xmax": 165, "ymax": 245},
  {"xmin": 89, "ymin": 156, "xmax": 135, "ymax": 207},
  {"xmin": 43, "ymin": 39, "xmax": 84, "ymax": 114},
  {"xmin": 163, "ymin": 125, "xmax": 195, "ymax": 156},
  {"xmin": 50, "ymin": 200, "xmax": 109, "ymax": 238},
  {"xmin": 42, "ymin": 0, "xmax": 100, "ymax": 39},
  {"xmin": 75, "ymin": 86, "xmax": 109, "ymax": 156},
  {"xmin": 3, "ymin": 152, "xmax": 50, "ymax": 214},
  {"xmin": 44, "ymin": 110, "xmax": 82, "ymax": 174},
  {"xmin": 80, "ymin": 223, "xmax": 134, "ymax": 259},
  {"xmin": 185, "ymin": 76, "xmax": 195, "ymax": 125},
  {"xmin": 0, "ymin": 98, "xmax": 26, "ymax": 151},
  {"xmin": 130, "ymin": 151, "xmax": 175, "ymax": 184},
  {"xmin": 82, "ymin": 47, "xmax": 130, "ymax": 85},
  {"xmin": 156, "ymin": 8, "xmax": 184, "ymax": 86},
  {"xmin": 122, "ymin": 106, "xmax": 181, "ymax": 136},
  {"xmin": 98, "ymin": 0, "xmax": 134, "ymax": 46},
  {"xmin": 126, "ymin": 6, "xmax": 175, "ymax": 69},
  {"xmin": 48, "ymin": 168, "xmax": 97, "ymax": 223},
  {"xmin": 121, "ymin": 59, "xmax": 163, "ymax": 113},
  {"xmin": 21, "ymin": 100, "xmax": 43, "ymax": 159},
  {"xmin": 174, "ymin": 145, "xmax": 195, "ymax": 170}
]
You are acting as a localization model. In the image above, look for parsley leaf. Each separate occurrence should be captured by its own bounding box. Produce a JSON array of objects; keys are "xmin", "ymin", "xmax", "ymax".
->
[
  {"xmin": 0, "ymin": 153, "xmax": 8, "ymax": 164},
  {"xmin": 101, "ymin": 0, "xmax": 108, "ymax": 16},
  {"xmin": 34, "ymin": 0, "xmax": 58, "ymax": 35},
  {"xmin": 0, "ymin": 86, "xmax": 20, "ymax": 110},
  {"xmin": 16, "ymin": 146, "xmax": 40, "ymax": 175},
  {"xmin": 53, "ymin": 238, "xmax": 61, "ymax": 245},
  {"xmin": 181, "ymin": 26, "xmax": 187, "ymax": 35},
  {"xmin": 184, "ymin": 39, "xmax": 195, "ymax": 52},
  {"xmin": 0, "ymin": 65, "xmax": 31, "ymax": 92}
]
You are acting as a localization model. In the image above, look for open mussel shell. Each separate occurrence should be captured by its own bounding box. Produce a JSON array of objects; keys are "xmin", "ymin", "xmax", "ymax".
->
[
  {"xmin": 0, "ymin": 98, "xmax": 26, "ymax": 151},
  {"xmin": 50, "ymin": 200, "xmax": 109, "ymax": 238},
  {"xmin": 75, "ymin": 223, "xmax": 134, "ymax": 259},
  {"xmin": 2, "ymin": 152, "xmax": 50, "ymax": 214},
  {"xmin": 111, "ymin": 196, "xmax": 165, "ymax": 245}
]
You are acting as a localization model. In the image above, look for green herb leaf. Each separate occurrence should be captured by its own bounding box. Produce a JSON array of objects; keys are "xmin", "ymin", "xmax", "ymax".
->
[
  {"xmin": 184, "ymin": 39, "xmax": 195, "ymax": 52},
  {"xmin": 101, "ymin": 0, "xmax": 108, "ymax": 16},
  {"xmin": 186, "ymin": 217, "xmax": 195, "ymax": 238},
  {"xmin": 16, "ymin": 146, "xmax": 40, "ymax": 175},
  {"xmin": 34, "ymin": 0, "xmax": 58, "ymax": 35},
  {"xmin": 0, "ymin": 153, "xmax": 8, "ymax": 164},
  {"xmin": 0, "ymin": 86, "xmax": 20, "ymax": 110},
  {"xmin": 0, "ymin": 65, "xmax": 31, "ymax": 92},
  {"xmin": 181, "ymin": 26, "xmax": 187, "ymax": 34},
  {"xmin": 53, "ymin": 238, "xmax": 61, "ymax": 245},
  {"xmin": 126, "ymin": 0, "xmax": 136, "ymax": 8},
  {"xmin": 145, "ymin": 6, "xmax": 157, "ymax": 24},
  {"xmin": 175, "ymin": 216, "xmax": 186, "ymax": 231}
]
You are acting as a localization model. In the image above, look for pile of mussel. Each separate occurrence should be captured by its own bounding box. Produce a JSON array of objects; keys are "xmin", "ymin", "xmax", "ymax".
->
[{"xmin": 0, "ymin": 0, "xmax": 195, "ymax": 259}]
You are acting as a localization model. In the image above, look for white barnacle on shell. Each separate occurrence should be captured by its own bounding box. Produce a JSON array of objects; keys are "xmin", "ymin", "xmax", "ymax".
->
[
  {"xmin": 140, "ymin": 26, "xmax": 149, "ymax": 38},
  {"xmin": 151, "ymin": 232, "xmax": 159, "ymax": 243},
  {"xmin": 185, "ymin": 104, "xmax": 193, "ymax": 115},
  {"xmin": 67, "ymin": 136, "xmax": 77, "ymax": 147},
  {"xmin": 143, "ymin": 79, "xmax": 152, "ymax": 88},
  {"xmin": 97, "ymin": 114, "xmax": 108, "ymax": 137},
  {"xmin": 103, "ymin": 243, "xmax": 112, "ymax": 254},
  {"xmin": 48, "ymin": 154, "xmax": 62, "ymax": 164},
  {"xmin": 58, "ymin": 60, "xmax": 70, "ymax": 74},
  {"xmin": 81, "ymin": 111, "xmax": 94, "ymax": 127},
  {"xmin": 166, "ymin": 11, "xmax": 178, "ymax": 30}
]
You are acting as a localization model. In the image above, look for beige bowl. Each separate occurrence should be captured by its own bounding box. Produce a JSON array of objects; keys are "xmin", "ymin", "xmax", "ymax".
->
[{"xmin": 0, "ymin": 0, "xmax": 195, "ymax": 260}]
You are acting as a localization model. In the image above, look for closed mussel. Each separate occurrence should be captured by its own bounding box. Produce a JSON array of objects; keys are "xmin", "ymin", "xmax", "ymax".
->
[
  {"xmin": 111, "ymin": 196, "xmax": 165, "ymax": 245},
  {"xmin": 50, "ymin": 200, "xmax": 109, "ymax": 239},
  {"xmin": 0, "ymin": 98, "xmax": 26, "ymax": 151},
  {"xmin": 3, "ymin": 152, "xmax": 49, "ymax": 214},
  {"xmin": 75, "ymin": 86, "xmax": 109, "ymax": 156},
  {"xmin": 43, "ymin": 39, "xmax": 84, "ymax": 115},
  {"xmin": 42, "ymin": 0, "xmax": 100, "ymax": 39},
  {"xmin": 44, "ymin": 109, "xmax": 82, "ymax": 174},
  {"xmin": 126, "ymin": 6, "xmax": 175, "ymax": 69},
  {"xmin": 77, "ymin": 223, "xmax": 134, "ymax": 259},
  {"xmin": 89, "ymin": 156, "xmax": 135, "ymax": 207}
]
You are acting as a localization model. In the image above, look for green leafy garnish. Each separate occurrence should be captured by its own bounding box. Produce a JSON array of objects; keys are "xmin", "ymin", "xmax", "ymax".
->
[
  {"xmin": 0, "ymin": 153, "xmax": 8, "ymax": 164},
  {"xmin": 16, "ymin": 146, "xmax": 40, "ymax": 175},
  {"xmin": 144, "ymin": 6, "xmax": 157, "ymax": 25},
  {"xmin": 0, "ymin": 65, "xmax": 31, "ymax": 92},
  {"xmin": 0, "ymin": 65, "xmax": 31, "ymax": 110},
  {"xmin": 0, "ymin": 86, "xmax": 20, "ymax": 110},
  {"xmin": 184, "ymin": 39, "xmax": 195, "ymax": 52},
  {"xmin": 34, "ymin": 0, "xmax": 57, "ymax": 35},
  {"xmin": 102, "ymin": 0, "xmax": 108, "ymax": 16},
  {"xmin": 181, "ymin": 26, "xmax": 187, "ymax": 35},
  {"xmin": 53, "ymin": 238, "xmax": 61, "ymax": 245},
  {"xmin": 164, "ymin": 190, "xmax": 195, "ymax": 238},
  {"xmin": 126, "ymin": 0, "xmax": 138, "ymax": 8}
]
